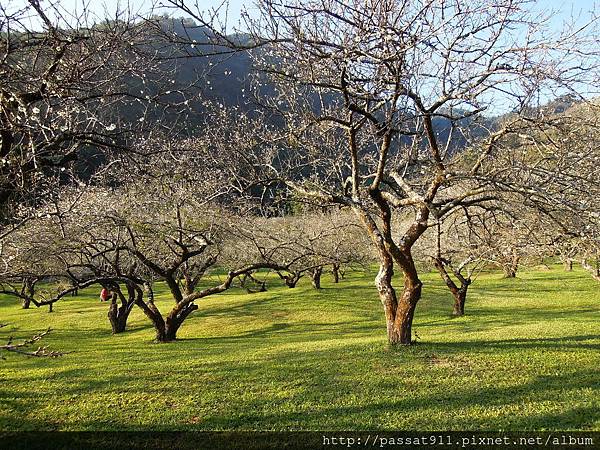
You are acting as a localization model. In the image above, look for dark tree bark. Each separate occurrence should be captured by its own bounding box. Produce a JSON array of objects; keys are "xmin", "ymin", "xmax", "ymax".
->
[
  {"xmin": 107, "ymin": 297, "xmax": 128, "ymax": 333},
  {"xmin": 135, "ymin": 263, "xmax": 287, "ymax": 342},
  {"xmin": 0, "ymin": 277, "xmax": 38, "ymax": 309},
  {"xmin": 331, "ymin": 263, "xmax": 340, "ymax": 283},
  {"xmin": 106, "ymin": 284, "xmax": 137, "ymax": 334},
  {"xmin": 239, "ymin": 272, "xmax": 267, "ymax": 293},
  {"xmin": 278, "ymin": 271, "xmax": 302, "ymax": 288},
  {"xmin": 162, "ymin": 301, "xmax": 198, "ymax": 342},
  {"xmin": 310, "ymin": 266, "xmax": 323, "ymax": 289},
  {"xmin": 432, "ymin": 257, "xmax": 471, "ymax": 316},
  {"xmin": 135, "ymin": 283, "xmax": 169, "ymax": 342},
  {"xmin": 393, "ymin": 272, "xmax": 422, "ymax": 344},
  {"xmin": 20, "ymin": 277, "xmax": 37, "ymax": 309},
  {"xmin": 32, "ymin": 276, "xmax": 145, "ymax": 331}
]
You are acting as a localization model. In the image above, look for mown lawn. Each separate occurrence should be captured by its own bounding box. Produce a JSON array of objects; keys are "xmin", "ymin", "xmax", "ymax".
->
[{"xmin": 0, "ymin": 266, "xmax": 598, "ymax": 431}]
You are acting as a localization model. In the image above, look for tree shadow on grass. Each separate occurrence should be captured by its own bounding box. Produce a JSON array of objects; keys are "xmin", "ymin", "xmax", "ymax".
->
[
  {"xmin": 424, "ymin": 334, "xmax": 600, "ymax": 353},
  {"xmin": 193, "ymin": 351, "xmax": 600, "ymax": 431},
  {"xmin": 181, "ymin": 320, "xmax": 383, "ymax": 344},
  {"xmin": 2, "ymin": 329, "xmax": 598, "ymax": 431},
  {"xmin": 411, "ymin": 296, "xmax": 599, "ymax": 333},
  {"xmin": 197, "ymin": 296, "xmax": 288, "ymax": 319}
]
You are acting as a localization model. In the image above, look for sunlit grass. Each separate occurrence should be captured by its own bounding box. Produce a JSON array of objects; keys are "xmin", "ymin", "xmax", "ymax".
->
[{"xmin": 1, "ymin": 266, "xmax": 598, "ymax": 431}]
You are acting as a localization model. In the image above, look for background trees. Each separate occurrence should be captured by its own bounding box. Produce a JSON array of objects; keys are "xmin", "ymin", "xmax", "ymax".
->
[
  {"xmin": 226, "ymin": 210, "xmax": 372, "ymax": 290},
  {"xmin": 0, "ymin": 0, "xmax": 188, "ymax": 244}
]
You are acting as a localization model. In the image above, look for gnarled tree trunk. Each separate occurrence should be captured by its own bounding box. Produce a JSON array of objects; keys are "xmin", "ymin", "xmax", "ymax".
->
[
  {"xmin": 451, "ymin": 290, "xmax": 467, "ymax": 316},
  {"xmin": 358, "ymin": 202, "xmax": 425, "ymax": 346},
  {"xmin": 279, "ymin": 271, "xmax": 302, "ymax": 288},
  {"xmin": 108, "ymin": 300, "xmax": 128, "ymax": 333},
  {"xmin": 135, "ymin": 283, "xmax": 169, "ymax": 342},
  {"xmin": 373, "ymin": 246, "xmax": 422, "ymax": 345},
  {"xmin": 162, "ymin": 302, "xmax": 198, "ymax": 342},
  {"xmin": 391, "ymin": 265, "xmax": 422, "ymax": 345},
  {"xmin": 107, "ymin": 286, "xmax": 137, "ymax": 334}
]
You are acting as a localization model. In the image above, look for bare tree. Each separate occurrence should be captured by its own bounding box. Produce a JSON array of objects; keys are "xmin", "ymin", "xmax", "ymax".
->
[
  {"xmin": 0, "ymin": 193, "xmax": 81, "ymax": 310},
  {"xmin": 0, "ymin": 184, "xmax": 148, "ymax": 332},
  {"xmin": 423, "ymin": 215, "xmax": 486, "ymax": 316},
  {"xmin": 499, "ymin": 100, "xmax": 600, "ymax": 279},
  {"xmin": 224, "ymin": 210, "xmax": 372, "ymax": 290},
  {"xmin": 90, "ymin": 148, "xmax": 292, "ymax": 342},
  {"xmin": 190, "ymin": 0, "xmax": 600, "ymax": 344},
  {"xmin": 0, "ymin": 0, "xmax": 188, "ymax": 241}
]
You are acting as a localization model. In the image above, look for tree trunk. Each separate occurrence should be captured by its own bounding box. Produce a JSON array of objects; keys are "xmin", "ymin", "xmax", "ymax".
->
[
  {"xmin": 159, "ymin": 320, "xmax": 181, "ymax": 342},
  {"xmin": 503, "ymin": 253, "xmax": 519, "ymax": 278},
  {"xmin": 375, "ymin": 255, "xmax": 399, "ymax": 343},
  {"xmin": 158, "ymin": 326, "xmax": 178, "ymax": 342},
  {"xmin": 503, "ymin": 264, "xmax": 518, "ymax": 278},
  {"xmin": 21, "ymin": 277, "xmax": 35, "ymax": 309},
  {"xmin": 389, "ymin": 275, "xmax": 421, "ymax": 345},
  {"xmin": 160, "ymin": 302, "xmax": 198, "ymax": 342},
  {"xmin": 240, "ymin": 272, "xmax": 267, "ymax": 293},
  {"xmin": 162, "ymin": 318, "xmax": 179, "ymax": 342},
  {"xmin": 374, "ymin": 251, "xmax": 421, "ymax": 346},
  {"xmin": 107, "ymin": 293, "xmax": 134, "ymax": 334},
  {"xmin": 331, "ymin": 263, "xmax": 340, "ymax": 283},
  {"xmin": 136, "ymin": 283, "xmax": 169, "ymax": 342},
  {"xmin": 564, "ymin": 259, "xmax": 573, "ymax": 272},
  {"xmin": 280, "ymin": 272, "xmax": 301, "ymax": 288},
  {"xmin": 150, "ymin": 317, "xmax": 169, "ymax": 342},
  {"xmin": 432, "ymin": 257, "xmax": 470, "ymax": 317},
  {"xmin": 355, "ymin": 199, "xmax": 426, "ymax": 346},
  {"xmin": 108, "ymin": 305, "xmax": 128, "ymax": 333},
  {"xmin": 311, "ymin": 266, "xmax": 323, "ymax": 289},
  {"xmin": 452, "ymin": 289, "xmax": 467, "ymax": 316}
]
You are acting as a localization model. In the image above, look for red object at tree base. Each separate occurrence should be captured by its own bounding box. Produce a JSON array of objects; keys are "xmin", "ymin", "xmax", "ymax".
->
[{"xmin": 100, "ymin": 288, "xmax": 110, "ymax": 302}]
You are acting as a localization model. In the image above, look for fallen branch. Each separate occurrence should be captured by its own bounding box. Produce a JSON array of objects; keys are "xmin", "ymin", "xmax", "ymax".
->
[{"xmin": 1, "ymin": 328, "xmax": 64, "ymax": 358}]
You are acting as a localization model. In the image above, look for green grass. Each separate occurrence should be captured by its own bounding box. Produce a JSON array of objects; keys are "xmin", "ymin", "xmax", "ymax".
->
[{"xmin": 0, "ymin": 266, "xmax": 599, "ymax": 431}]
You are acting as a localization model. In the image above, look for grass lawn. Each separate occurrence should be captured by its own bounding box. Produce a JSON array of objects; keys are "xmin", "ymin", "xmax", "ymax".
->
[{"xmin": 0, "ymin": 266, "xmax": 599, "ymax": 431}]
